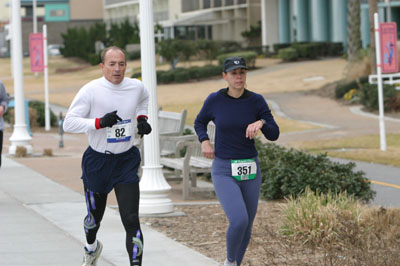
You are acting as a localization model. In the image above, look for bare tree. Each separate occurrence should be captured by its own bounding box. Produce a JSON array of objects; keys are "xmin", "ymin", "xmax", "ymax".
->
[
  {"xmin": 347, "ymin": 0, "xmax": 362, "ymax": 63},
  {"xmin": 369, "ymin": 0, "xmax": 378, "ymax": 74}
]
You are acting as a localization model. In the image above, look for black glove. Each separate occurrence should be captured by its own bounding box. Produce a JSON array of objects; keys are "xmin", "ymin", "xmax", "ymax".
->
[
  {"xmin": 137, "ymin": 117, "xmax": 152, "ymax": 138},
  {"xmin": 99, "ymin": 110, "xmax": 122, "ymax": 128}
]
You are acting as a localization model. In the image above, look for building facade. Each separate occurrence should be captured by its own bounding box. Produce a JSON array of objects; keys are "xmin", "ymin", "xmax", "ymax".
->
[
  {"xmin": 270, "ymin": 0, "xmax": 400, "ymax": 50},
  {"xmin": 104, "ymin": 0, "xmax": 388, "ymax": 50},
  {"xmin": 0, "ymin": 0, "xmax": 103, "ymax": 55},
  {"xmin": 103, "ymin": 0, "xmax": 262, "ymax": 45}
]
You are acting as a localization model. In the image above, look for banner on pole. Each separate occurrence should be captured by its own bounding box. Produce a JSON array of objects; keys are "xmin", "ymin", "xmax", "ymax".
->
[
  {"xmin": 29, "ymin": 33, "xmax": 44, "ymax": 72},
  {"xmin": 379, "ymin": 22, "xmax": 398, "ymax": 74}
]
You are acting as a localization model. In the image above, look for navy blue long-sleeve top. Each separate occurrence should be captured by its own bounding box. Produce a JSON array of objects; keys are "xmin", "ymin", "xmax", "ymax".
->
[{"xmin": 194, "ymin": 88, "xmax": 279, "ymax": 160}]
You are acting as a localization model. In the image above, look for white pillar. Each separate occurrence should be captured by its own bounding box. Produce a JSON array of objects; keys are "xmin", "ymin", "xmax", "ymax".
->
[
  {"xmin": 33, "ymin": 0, "xmax": 37, "ymax": 33},
  {"xmin": 261, "ymin": 0, "xmax": 267, "ymax": 52},
  {"xmin": 8, "ymin": 1, "xmax": 13, "ymax": 77},
  {"xmin": 374, "ymin": 13, "xmax": 387, "ymax": 151},
  {"xmin": 9, "ymin": 0, "xmax": 33, "ymax": 155},
  {"xmin": 139, "ymin": 0, "xmax": 173, "ymax": 214},
  {"xmin": 43, "ymin": 24, "xmax": 50, "ymax": 131},
  {"xmin": 33, "ymin": 0, "xmax": 38, "ymax": 77}
]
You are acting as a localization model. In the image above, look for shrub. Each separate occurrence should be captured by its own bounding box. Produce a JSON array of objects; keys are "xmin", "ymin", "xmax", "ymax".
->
[
  {"xmin": 133, "ymin": 64, "xmax": 222, "ymax": 83},
  {"xmin": 327, "ymin": 42, "xmax": 344, "ymax": 56},
  {"xmin": 335, "ymin": 76, "xmax": 368, "ymax": 99},
  {"xmin": 88, "ymin": 52, "xmax": 101, "ymax": 65},
  {"xmin": 279, "ymin": 47, "xmax": 298, "ymax": 61},
  {"xmin": 4, "ymin": 101, "xmax": 57, "ymax": 127},
  {"xmin": 196, "ymin": 39, "xmax": 220, "ymax": 61},
  {"xmin": 127, "ymin": 51, "xmax": 141, "ymax": 60},
  {"xmin": 216, "ymin": 51, "xmax": 257, "ymax": 68},
  {"xmin": 273, "ymin": 43, "xmax": 291, "ymax": 53},
  {"xmin": 255, "ymin": 140, "xmax": 375, "ymax": 202},
  {"xmin": 173, "ymin": 68, "xmax": 190, "ymax": 83},
  {"xmin": 217, "ymin": 41, "xmax": 242, "ymax": 54},
  {"xmin": 280, "ymin": 187, "xmax": 365, "ymax": 247},
  {"xmin": 157, "ymin": 70, "xmax": 175, "ymax": 84},
  {"xmin": 28, "ymin": 101, "xmax": 58, "ymax": 127},
  {"xmin": 280, "ymin": 188, "xmax": 400, "ymax": 264},
  {"xmin": 359, "ymin": 83, "xmax": 398, "ymax": 111}
]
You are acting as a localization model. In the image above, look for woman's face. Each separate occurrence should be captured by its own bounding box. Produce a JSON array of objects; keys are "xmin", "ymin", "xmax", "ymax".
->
[{"xmin": 223, "ymin": 68, "xmax": 247, "ymax": 90}]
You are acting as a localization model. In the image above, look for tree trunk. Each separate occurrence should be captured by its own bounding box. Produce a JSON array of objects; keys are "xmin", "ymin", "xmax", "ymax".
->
[
  {"xmin": 347, "ymin": 0, "xmax": 361, "ymax": 63},
  {"xmin": 369, "ymin": 0, "xmax": 378, "ymax": 74}
]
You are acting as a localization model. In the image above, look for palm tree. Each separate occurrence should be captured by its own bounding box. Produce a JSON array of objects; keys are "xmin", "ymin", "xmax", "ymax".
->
[{"xmin": 347, "ymin": 0, "xmax": 362, "ymax": 63}]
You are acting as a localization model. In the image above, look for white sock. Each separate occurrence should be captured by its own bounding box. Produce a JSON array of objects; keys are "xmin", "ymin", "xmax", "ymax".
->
[{"xmin": 85, "ymin": 240, "xmax": 98, "ymax": 252}]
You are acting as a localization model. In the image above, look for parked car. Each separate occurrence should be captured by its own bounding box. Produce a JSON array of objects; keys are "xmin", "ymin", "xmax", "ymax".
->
[{"xmin": 48, "ymin": 44, "xmax": 63, "ymax": 56}]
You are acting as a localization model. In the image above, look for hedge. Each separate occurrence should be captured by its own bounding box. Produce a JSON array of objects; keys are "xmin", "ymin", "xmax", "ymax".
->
[
  {"xmin": 131, "ymin": 64, "xmax": 222, "ymax": 84},
  {"xmin": 278, "ymin": 42, "xmax": 344, "ymax": 61},
  {"xmin": 335, "ymin": 76, "xmax": 369, "ymax": 99},
  {"xmin": 216, "ymin": 51, "xmax": 257, "ymax": 69},
  {"xmin": 255, "ymin": 140, "xmax": 375, "ymax": 202},
  {"xmin": 4, "ymin": 100, "xmax": 58, "ymax": 127}
]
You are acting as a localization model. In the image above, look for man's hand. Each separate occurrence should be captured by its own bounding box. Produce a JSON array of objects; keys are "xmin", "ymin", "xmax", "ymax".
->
[
  {"xmin": 137, "ymin": 117, "xmax": 152, "ymax": 138},
  {"xmin": 99, "ymin": 110, "xmax": 122, "ymax": 128},
  {"xmin": 201, "ymin": 140, "xmax": 214, "ymax": 159},
  {"xmin": 0, "ymin": 105, "xmax": 4, "ymax": 117}
]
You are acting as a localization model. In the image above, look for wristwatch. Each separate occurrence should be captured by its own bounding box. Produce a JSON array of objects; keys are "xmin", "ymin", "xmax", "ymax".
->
[{"xmin": 260, "ymin": 119, "xmax": 266, "ymax": 126}]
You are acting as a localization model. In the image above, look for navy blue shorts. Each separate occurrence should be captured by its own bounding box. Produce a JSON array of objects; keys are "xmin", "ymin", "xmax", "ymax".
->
[{"xmin": 81, "ymin": 146, "xmax": 141, "ymax": 194}]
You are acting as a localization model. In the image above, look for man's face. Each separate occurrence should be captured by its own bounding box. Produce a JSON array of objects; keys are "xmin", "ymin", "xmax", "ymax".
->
[{"xmin": 100, "ymin": 49, "xmax": 126, "ymax": 85}]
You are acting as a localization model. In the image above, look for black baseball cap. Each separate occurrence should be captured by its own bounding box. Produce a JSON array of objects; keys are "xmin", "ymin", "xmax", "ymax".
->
[{"xmin": 223, "ymin": 57, "xmax": 248, "ymax": 72}]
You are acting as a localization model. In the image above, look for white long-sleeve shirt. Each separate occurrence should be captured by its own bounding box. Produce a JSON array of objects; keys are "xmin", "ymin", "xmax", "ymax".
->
[{"xmin": 63, "ymin": 76, "xmax": 149, "ymax": 154}]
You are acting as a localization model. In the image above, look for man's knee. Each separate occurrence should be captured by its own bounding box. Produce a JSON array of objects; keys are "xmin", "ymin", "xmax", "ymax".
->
[{"xmin": 121, "ymin": 212, "xmax": 140, "ymax": 230}]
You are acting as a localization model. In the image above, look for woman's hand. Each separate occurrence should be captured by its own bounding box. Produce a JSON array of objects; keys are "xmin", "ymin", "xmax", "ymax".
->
[
  {"xmin": 201, "ymin": 140, "xmax": 215, "ymax": 159},
  {"xmin": 246, "ymin": 120, "xmax": 264, "ymax": 139}
]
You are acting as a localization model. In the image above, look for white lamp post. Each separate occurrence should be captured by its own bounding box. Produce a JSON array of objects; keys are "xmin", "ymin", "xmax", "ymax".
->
[
  {"xmin": 138, "ymin": 0, "xmax": 173, "ymax": 214},
  {"xmin": 9, "ymin": 0, "xmax": 33, "ymax": 155}
]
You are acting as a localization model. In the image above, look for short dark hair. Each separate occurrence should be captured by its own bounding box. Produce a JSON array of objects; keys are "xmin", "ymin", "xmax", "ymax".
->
[{"xmin": 101, "ymin": 46, "xmax": 127, "ymax": 64}]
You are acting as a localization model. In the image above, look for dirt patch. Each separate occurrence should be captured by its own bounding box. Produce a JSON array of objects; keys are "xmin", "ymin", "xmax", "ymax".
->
[
  {"xmin": 141, "ymin": 201, "xmax": 329, "ymax": 265},
  {"xmin": 55, "ymin": 65, "xmax": 90, "ymax": 73}
]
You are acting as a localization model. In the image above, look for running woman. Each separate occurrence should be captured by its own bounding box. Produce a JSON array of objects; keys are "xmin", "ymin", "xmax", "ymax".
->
[
  {"xmin": 194, "ymin": 56, "xmax": 279, "ymax": 266},
  {"xmin": 63, "ymin": 46, "xmax": 152, "ymax": 266}
]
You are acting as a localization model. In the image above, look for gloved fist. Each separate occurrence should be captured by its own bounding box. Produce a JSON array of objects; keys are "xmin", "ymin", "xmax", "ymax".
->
[
  {"xmin": 137, "ymin": 117, "xmax": 152, "ymax": 138},
  {"xmin": 100, "ymin": 110, "xmax": 122, "ymax": 128}
]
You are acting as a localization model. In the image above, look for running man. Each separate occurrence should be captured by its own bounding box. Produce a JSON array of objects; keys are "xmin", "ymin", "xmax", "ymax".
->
[{"xmin": 63, "ymin": 46, "xmax": 152, "ymax": 266}]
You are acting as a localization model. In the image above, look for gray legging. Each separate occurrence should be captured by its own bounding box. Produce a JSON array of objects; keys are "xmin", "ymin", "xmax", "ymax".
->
[{"xmin": 211, "ymin": 156, "xmax": 262, "ymax": 266}]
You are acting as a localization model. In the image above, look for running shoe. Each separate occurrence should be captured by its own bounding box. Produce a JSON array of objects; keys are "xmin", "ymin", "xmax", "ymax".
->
[
  {"xmin": 81, "ymin": 240, "xmax": 103, "ymax": 266},
  {"xmin": 224, "ymin": 258, "xmax": 237, "ymax": 266}
]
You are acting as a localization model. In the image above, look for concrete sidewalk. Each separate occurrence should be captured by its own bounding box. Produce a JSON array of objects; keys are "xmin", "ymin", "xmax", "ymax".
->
[{"xmin": 0, "ymin": 156, "xmax": 219, "ymax": 266}]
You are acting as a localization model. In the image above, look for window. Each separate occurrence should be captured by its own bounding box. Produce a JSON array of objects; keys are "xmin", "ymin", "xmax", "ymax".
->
[
  {"xmin": 182, "ymin": 0, "xmax": 199, "ymax": 12},
  {"xmin": 203, "ymin": 0, "xmax": 211, "ymax": 9},
  {"xmin": 50, "ymin": 9, "xmax": 65, "ymax": 17},
  {"xmin": 197, "ymin": 26, "xmax": 206, "ymax": 39},
  {"xmin": 237, "ymin": 0, "xmax": 246, "ymax": 4},
  {"xmin": 225, "ymin": 0, "xmax": 234, "ymax": 6},
  {"xmin": 214, "ymin": 0, "xmax": 222, "ymax": 7}
]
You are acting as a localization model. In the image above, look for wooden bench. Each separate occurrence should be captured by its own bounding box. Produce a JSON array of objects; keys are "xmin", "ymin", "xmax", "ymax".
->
[
  {"xmin": 159, "ymin": 141, "xmax": 213, "ymax": 200},
  {"xmin": 159, "ymin": 122, "xmax": 216, "ymax": 200},
  {"xmin": 137, "ymin": 109, "xmax": 188, "ymax": 155},
  {"xmin": 158, "ymin": 109, "xmax": 187, "ymax": 136}
]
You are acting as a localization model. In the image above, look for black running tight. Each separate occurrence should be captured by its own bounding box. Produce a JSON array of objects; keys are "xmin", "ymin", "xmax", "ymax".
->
[{"xmin": 83, "ymin": 182, "xmax": 143, "ymax": 266}]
